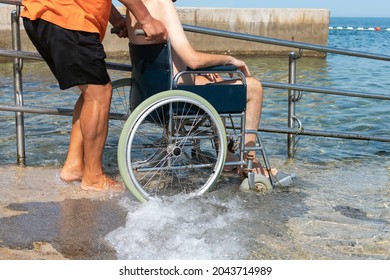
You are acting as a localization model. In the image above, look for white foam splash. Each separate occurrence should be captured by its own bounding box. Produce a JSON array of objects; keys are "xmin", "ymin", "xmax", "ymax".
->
[{"xmin": 106, "ymin": 194, "xmax": 249, "ymax": 260}]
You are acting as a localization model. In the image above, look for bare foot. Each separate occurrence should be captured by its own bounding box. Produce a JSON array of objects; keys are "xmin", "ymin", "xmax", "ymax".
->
[
  {"xmin": 223, "ymin": 151, "xmax": 239, "ymax": 172},
  {"xmin": 80, "ymin": 175, "xmax": 125, "ymax": 193},
  {"xmin": 60, "ymin": 167, "xmax": 83, "ymax": 182}
]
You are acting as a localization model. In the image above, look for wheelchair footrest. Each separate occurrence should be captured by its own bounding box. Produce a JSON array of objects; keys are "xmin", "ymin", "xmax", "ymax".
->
[
  {"xmin": 240, "ymin": 172, "xmax": 296, "ymax": 193},
  {"xmin": 273, "ymin": 172, "xmax": 296, "ymax": 188}
]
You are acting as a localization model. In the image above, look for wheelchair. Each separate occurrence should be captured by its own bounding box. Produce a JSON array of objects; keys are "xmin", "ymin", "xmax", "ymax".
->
[{"xmin": 116, "ymin": 41, "xmax": 295, "ymax": 202}]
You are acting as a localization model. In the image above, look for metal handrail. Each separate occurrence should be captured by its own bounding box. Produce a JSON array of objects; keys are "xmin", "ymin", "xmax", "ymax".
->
[
  {"xmin": 1, "ymin": 0, "xmax": 390, "ymax": 163},
  {"xmin": 0, "ymin": 49, "xmax": 133, "ymax": 71},
  {"xmin": 182, "ymin": 24, "xmax": 390, "ymax": 61},
  {"xmin": 1, "ymin": 0, "xmax": 21, "ymax": 5},
  {"xmin": 262, "ymin": 81, "xmax": 390, "ymax": 101}
]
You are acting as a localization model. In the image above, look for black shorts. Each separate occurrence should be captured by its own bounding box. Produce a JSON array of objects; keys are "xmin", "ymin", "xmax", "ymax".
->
[{"xmin": 23, "ymin": 18, "xmax": 110, "ymax": 90}]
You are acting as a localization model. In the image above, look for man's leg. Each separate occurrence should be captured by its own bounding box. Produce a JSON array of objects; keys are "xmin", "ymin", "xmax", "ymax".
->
[
  {"xmin": 62, "ymin": 82, "xmax": 123, "ymax": 191},
  {"xmin": 79, "ymin": 83, "xmax": 123, "ymax": 191},
  {"xmin": 60, "ymin": 94, "xmax": 85, "ymax": 182}
]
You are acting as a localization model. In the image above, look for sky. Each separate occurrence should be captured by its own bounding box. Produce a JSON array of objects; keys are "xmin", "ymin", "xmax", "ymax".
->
[{"xmin": 111, "ymin": 0, "xmax": 390, "ymax": 18}]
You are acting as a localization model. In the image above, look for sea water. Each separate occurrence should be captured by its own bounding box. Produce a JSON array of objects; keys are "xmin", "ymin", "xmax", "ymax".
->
[{"xmin": 1, "ymin": 17, "xmax": 389, "ymax": 259}]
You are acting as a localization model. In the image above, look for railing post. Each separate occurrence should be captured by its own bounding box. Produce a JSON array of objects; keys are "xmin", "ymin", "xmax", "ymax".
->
[
  {"xmin": 287, "ymin": 52, "xmax": 299, "ymax": 158},
  {"xmin": 11, "ymin": 7, "xmax": 26, "ymax": 165}
]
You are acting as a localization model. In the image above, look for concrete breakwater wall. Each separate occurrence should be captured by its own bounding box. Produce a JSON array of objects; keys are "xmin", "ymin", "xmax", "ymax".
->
[
  {"xmin": 177, "ymin": 8, "xmax": 329, "ymax": 57},
  {"xmin": 1, "ymin": 5, "xmax": 329, "ymax": 58}
]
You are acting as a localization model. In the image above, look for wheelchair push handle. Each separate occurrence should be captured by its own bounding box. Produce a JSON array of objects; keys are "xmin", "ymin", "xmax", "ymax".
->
[
  {"xmin": 110, "ymin": 28, "xmax": 145, "ymax": 36},
  {"xmin": 110, "ymin": 27, "xmax": 122, "ymax": 34},
  {"xmin": 134, "ymin": 29, "xmax": 146, "ymax": 36}
]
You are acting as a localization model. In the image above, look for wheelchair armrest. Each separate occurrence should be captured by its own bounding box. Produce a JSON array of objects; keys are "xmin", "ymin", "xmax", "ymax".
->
[{"xmin": 186, "ymin": 64, "xmax": 238, "ymax": 72}]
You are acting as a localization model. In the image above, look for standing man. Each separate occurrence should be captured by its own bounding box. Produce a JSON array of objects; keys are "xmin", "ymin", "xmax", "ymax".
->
[{"xmin": 21, "ymin": 0, "xmax": 167, "ymax": 192}]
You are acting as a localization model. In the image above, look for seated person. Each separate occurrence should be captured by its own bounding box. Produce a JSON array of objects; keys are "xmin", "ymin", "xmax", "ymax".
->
[{"xmin": 124, "ymin": 0, "xmax": 273, "ymax": 176}]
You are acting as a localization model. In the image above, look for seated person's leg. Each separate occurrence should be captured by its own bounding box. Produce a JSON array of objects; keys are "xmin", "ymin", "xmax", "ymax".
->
[
  {"xmin": 194, "ymin": 73, "xmax": 224, "ymax": 84},
  {"xmin": 244, "ymin": 76, "xmax": 263, "ymax": 151},
  {"xmin": 194, "ymin": 75, "xmax": 276, "ymax": 176},
  {"xmin": 244, "ymin": 77, "xmax": 278, "ymax": 177},
  {"xmin": 194, "ymin": 74, "xmax": 241, "ymax": 172}
]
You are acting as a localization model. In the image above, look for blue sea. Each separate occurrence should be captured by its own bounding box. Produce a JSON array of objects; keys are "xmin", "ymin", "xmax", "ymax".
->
[
  {"xmin": 0, "ymin": 17, "xmax": 390, "ymax": 260},
  {"xmin": 329, "ymin": 17, "xmax": 390, "ymax": 53}
]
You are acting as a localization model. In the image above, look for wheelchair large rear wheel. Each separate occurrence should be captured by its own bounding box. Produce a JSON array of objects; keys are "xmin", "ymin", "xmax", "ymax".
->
[
  {"xmin": 110, "ymin": 78, "xmax": 132, "ymax": 118},
  {"xmin": 106, "ymin": 78, "xmax": 132, "ymax": 147},
  {"xmin": 118, "ymin": 90, "xmax": 227, "ymax": 202}
]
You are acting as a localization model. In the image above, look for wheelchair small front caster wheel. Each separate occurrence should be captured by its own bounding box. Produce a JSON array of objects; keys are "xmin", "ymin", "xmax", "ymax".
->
[{"xmin": 240, "ymin": 174, "xmax": 272, "ymax": 193}]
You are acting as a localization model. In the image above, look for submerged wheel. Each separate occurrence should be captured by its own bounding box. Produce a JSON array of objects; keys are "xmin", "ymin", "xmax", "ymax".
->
[{"xmin": 118, "ymin": 90, "xmax": 227, "ymax": 202}]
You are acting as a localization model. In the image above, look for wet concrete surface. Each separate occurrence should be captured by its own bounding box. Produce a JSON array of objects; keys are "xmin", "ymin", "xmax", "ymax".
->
[
  {"xmin": 0, "ymin": 163, "xmax": 306, "ymax": 260},
  {"xmin": 1, "ymin": 158, "xmax": 389, "ymax": 260},
  {"xmin": 1, "ymin": 199, "xmax": 126, "ymax": 259},
  {"xmin": 0, "ymin": 165, "xmax": 128, "ymax": 259}
]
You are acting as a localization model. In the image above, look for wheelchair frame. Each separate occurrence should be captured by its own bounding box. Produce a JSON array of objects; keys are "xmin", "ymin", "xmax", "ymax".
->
[{"xmin": 117, "ymin": 41, "xmax": 294, "ymax": 202}]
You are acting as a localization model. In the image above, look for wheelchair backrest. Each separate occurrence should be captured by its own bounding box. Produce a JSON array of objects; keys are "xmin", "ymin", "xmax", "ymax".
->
[{"xmin": 129, "ymin": 42, "xmax": 173, "ymax": 111}]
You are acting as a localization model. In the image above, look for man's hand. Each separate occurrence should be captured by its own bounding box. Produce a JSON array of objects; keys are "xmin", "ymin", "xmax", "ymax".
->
[
  {"xmin": 118, "ymin": 0, "xmax": 168, "ymax": 41},
  {"xmin": 141, "ymin": 17, "xmax": 168, "ymax": 41},
  {"xmin": 109, "ymin": 4, "xmax": 128, "ymax": 38},
  {"xmin": 112, "ymin": 21, "xmax": 128, "ymax": 38}
]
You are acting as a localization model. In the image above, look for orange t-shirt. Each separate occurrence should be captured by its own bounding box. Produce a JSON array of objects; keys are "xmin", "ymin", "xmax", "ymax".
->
[{"xmin": 21, "ymin": 0, "xmax": 111, "ymax": 42}]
